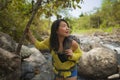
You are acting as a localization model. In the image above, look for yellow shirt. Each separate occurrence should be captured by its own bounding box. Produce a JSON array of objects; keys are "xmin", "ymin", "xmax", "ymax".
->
[{"xmin": 34, "ymin": 38, "xmax": 82, "ymax": 78}]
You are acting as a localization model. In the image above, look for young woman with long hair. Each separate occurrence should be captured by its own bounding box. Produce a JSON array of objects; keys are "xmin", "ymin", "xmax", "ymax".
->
[{"xmin": 27, "ymin": 19, "xmax": 82, "ymax": 80}]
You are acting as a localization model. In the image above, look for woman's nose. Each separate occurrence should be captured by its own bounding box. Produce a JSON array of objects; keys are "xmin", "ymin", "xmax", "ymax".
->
[
  {"xmin": 68, "ymin": 28, "xmax": 71, "ymax": 32},
  {"xmin": 66, "ymin": 27, "xmax": 70, "ymax": 30}
]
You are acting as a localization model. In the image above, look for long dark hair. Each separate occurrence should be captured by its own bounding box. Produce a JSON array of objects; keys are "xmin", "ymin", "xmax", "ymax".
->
[{"xmin": 50, "ymin": 19, "xmax": 72, "ymax": 51}]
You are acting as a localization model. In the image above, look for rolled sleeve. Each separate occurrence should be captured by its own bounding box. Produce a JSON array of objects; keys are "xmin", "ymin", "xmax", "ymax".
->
[
  {"xmin": 68, "ymin": 46, "xmax": 82, "ymax": 62},
  {"xmin": 34, "ymin": 38, "xmax": 50, "ymax": 50}
]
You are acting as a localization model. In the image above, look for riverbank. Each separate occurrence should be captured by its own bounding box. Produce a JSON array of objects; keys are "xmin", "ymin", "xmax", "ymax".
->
[{"xmin": 72, "ymin": 27, "xmax": 120, "ymax": 35}]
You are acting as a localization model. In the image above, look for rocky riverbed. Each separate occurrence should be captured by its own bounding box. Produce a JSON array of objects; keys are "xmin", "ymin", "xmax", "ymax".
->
[
  {"xmin": 0, "ymin": 28, "xmax": 120, "ymax": 80},
  {"xmin": 75, "ymin": 29, "xmax": 120, "ymax": 64}
]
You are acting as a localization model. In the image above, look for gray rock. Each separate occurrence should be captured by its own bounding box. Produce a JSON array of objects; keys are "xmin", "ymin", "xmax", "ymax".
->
[
  {"xmin": 101, "ymin": 42, "xmax": 120, "ymax": 65},
  {"xmin": 78, "ymin": 47, "xmax": 118, "ymax": 79},
  {"xmin": 0, "ymin": 32, "xmax": 16, "ymax": 52},
  {"xmin": 79, "ymin": 36, "xmax": 102, "ymax": 52},
  {"xmin": 18, "ymin": 44, "xmax": 33, "ymax": 59},
  {"xmin": 31, "ymin": 71, "xmax": 53, "ymax": 80},
  {"xmin": 21, "ymin": 47, "xmax": 54, "ymax": 80}
]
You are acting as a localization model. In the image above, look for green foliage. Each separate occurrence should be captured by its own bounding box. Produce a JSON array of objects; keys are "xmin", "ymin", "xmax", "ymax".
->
[
  {"xmin": 0, "ymin": 0, "xmax": 82, "ymax": 42},
  {"xmin": 31, "ymin": 17, "xmax": 51, "ymax": 40},
  {"xmin": 65, "ymin": 14, "xmax": 91, "ymax": 33},
  {"xmin": 103, "ymin": 27, "xmax": 113, "ymax": 33},
  {"xmin": 72, "ymin": 28, "xmax": 103, "ymax": 34},
  {"xmin": 1, "ymin": 0, "xmax": 119, "ymax": 41},
  {"xmin": 67, "ymin": 0, "xmax": 120, "ymax": 34},
  {"xmin": 100, "ymin": 0, "xmax": 120, "ymax": 27},
  {"xmin": 64, "ymin": 0, "xmax": 120, "ymax": 34},
  {"xmin": 90, "ymin": 14, "xmax": 102, "ymax": 28},
  {"xmin": 0, "ymin": 0, "xmax": 11, "ymax": 10},
  {"xmin": 0, "ymin": 0, "xmax": 31, "ymax": 41},
  {"xmin": 36, "ymin": 0, "xmax": 82, "ymax": 19}
]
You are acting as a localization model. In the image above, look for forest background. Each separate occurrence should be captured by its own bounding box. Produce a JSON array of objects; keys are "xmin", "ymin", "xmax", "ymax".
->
[{"xmin": 0, "ymin": 0, "xmax": 120, "ymax": 43}]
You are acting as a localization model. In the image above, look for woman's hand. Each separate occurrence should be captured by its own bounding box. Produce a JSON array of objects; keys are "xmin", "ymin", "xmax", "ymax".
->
[
  {"xmin": 26, "ymin": 28, "xmax": 32, "ymax": 36},
  {"xmin": 26, "ymin": 29, "xmax": 36, "ymax": 44},
  {"xmin": 64, "ymin": 49, "xmax": 73, "ymax": 57}
]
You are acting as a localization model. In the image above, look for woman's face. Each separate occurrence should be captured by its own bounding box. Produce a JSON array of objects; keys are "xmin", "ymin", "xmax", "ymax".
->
[{"xmin": 56, "ymin": 21, "xmax": 70, "ymax": 37}]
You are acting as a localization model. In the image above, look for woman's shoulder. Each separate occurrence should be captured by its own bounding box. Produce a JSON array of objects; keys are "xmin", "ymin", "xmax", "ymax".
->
[{"xmin": 71, "ymin": 40, "xmax": 79, "ymax": 51}]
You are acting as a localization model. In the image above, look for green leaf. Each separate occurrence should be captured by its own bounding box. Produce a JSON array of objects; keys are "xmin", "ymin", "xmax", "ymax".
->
[
  {"xmin": 73, "ymin": 4, "xmax": 76, "ymax": 9},
  {"xmin": 76, "ymin": 0, "xmax": 80, "ymax": 4},
  {"xmin": 77, "ymin": 5, "xmax": 81, "ymax": 9}
]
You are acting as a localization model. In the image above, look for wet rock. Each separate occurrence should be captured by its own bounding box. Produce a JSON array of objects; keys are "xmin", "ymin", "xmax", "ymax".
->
[
  {"xmin": 0, "ymin": 32, "xmax": 16, "ymax": 52},
  {"xmin": 78, "ymin": 47, "xmax": 118, "ymax": 79}
]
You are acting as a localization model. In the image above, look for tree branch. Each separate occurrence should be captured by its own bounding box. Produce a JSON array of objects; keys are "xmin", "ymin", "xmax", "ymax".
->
[{"xmin": 15, "ymin": 0, "xmax": 42, "ymax": 55}]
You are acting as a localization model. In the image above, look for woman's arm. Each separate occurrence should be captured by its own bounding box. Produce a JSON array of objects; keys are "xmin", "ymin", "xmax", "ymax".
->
[
  {"xmin": 65, "ymin": 40, "xmax": 82, "ymax": 62},
  {"xmin": 27, "ymin": 29, "xmax": 50, "ymax": 50},
  {"xmin": 27, "ymin": 29, "xmax": 37, "ymax": 44}
]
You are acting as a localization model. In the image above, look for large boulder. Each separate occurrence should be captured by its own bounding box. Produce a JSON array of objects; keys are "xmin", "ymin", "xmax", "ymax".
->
[
  {"xmin": 0, "ymin": 48, "xmax": 21, "ymax": 80},
  {"xmin": 101, "ymin": 42, "xmax": 120, "ymax": 65},
  {"xmin": 78, "ymin": 47, "xmax": 118, "ymax": 79},
  {"xmin": 0, "ymin": 32, "xmax": 20, "ymax": 80}
]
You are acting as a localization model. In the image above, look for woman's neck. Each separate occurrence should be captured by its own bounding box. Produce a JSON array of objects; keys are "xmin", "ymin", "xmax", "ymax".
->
[
  {"xmin": 58, "ymin": 36, "xmax": 65, "ymax": 52},
  {"xmin": 58, "ymin": 36, "xmax": 65, "ymax": 44}
]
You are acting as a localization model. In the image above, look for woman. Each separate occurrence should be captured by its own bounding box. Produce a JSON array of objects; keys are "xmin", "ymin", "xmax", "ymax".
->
[{"xmin": 27, "ymin": 19, "xmax": 82, "ymax": 80}]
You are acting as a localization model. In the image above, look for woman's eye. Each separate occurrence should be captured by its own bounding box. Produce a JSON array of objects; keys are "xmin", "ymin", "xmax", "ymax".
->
[
  {"xmin": 62, "ymin": 25, "xmax": 67, "ymax": 27},
  {"xmin": 62, "ymin": 25, "xmax": 66, "ymax": 27}
]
